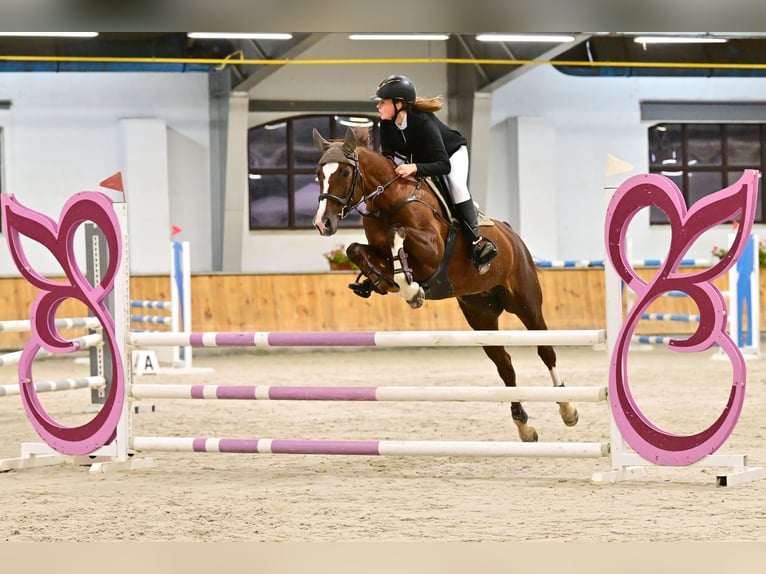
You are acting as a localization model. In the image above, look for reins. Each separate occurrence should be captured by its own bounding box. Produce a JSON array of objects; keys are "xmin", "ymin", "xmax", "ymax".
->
[
  {"xmin": 356, "ymin": 160, "xmax": 451, "ymax": 226},
  {"xmin": 318, "ymin": 147, "xmax": 451, "ymax": 227}
]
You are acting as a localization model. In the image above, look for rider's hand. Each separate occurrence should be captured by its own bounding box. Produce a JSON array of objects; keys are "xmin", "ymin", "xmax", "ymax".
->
[{"xmin": 395, "ymin": 163, "xmax": 418, "ymax": 178}]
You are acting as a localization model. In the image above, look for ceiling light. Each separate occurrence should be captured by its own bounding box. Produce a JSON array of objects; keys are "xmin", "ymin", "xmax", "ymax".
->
[
  {"xmin": 633, "ymin": 35, "xmax": 728, "ymax": 44},
  {"xmin": 476, "ymin": 34, "xmax": 575, "ymax": 43},
  {"xmin": 188, "ymin": 33, "xmax": 293, "ymax": 40},
  {"xmin": 348, "ymin": 34, "xmax": 449, "ymax": 41},
  {"xmin": 0, "ymin": 32, "xmax": 99, "ymax": 38},
  {"xmin": 340, "ymin": 119, "xmax": 373, "ymax": 128}
]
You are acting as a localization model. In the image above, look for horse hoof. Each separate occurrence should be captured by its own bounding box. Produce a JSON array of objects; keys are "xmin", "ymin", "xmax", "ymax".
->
[
  {"xmin": 513, "ymin": 417, "xmax": 538, "ymax": 442},
  {"xmin": 476, "ymin": 262, "xmax": 490, "ymax": 275},
  {"xmin": 559, "ymin": 403, "xmax": 579, "ymax": 427},
  {"xmin": 519, "ymin": 427, "xmax": 539, "ymax": 442},
  {"xmin": 407, "ymin": 287, "xmax": 425, "ymax": 309}
]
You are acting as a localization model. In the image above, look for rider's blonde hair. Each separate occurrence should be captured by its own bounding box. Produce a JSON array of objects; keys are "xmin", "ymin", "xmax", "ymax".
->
[{"xmin": 406, "ymin": 96, "xmax": 443, "ymax": 113}]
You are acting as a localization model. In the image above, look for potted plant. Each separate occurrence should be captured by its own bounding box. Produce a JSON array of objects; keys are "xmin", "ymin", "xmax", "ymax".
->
[
  {"xmin": 323, "ymin": 244, "xmax": 357, "ymax": 271},
  {"xmin": 711, "ymin": 240, "xmax": 766, "ymax": 268}
]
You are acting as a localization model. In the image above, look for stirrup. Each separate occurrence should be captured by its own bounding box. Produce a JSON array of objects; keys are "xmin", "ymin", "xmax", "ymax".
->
[
  {"xmin": 472, "ymin": 237, "xmax": 498, "ymax": 265},
  {"xmin": 471, "ymin": 237, "xmax": 497, "ymax": 274}
]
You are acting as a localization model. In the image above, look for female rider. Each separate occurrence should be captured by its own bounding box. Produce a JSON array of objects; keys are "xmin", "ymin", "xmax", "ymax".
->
[{"xmin": 371, "ymin": 74, "xmax": 498, "ymax": 273}]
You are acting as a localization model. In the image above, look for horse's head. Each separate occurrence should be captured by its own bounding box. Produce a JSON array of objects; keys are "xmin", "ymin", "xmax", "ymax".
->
[{"xmin": 312, "ymin": 127, "xmax": 362, "ymax": 236}]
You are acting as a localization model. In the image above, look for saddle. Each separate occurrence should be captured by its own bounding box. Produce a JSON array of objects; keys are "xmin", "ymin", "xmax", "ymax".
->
[{"xmin": 422, "ymin": 176, "xmax": 495, "ymax": 229}]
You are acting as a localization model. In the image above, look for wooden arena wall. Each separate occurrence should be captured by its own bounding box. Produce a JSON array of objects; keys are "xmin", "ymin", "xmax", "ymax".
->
[{"xmin": 0, "ymin": 268, "xmax": 750, "ymax": 350}]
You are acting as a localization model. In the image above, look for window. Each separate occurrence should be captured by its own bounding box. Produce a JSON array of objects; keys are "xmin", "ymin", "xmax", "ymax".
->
[
  {"xmin": 248, "ymin": 114, "xmax": 380, "ymax": 229},
  {"xmin": 648, "ymin": 123, "xmax": 765, "ymax": 224}
]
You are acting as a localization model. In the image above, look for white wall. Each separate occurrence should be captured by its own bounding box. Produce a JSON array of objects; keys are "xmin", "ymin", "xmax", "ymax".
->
[
  {"xmin": 0, "ymin": 72, "xmax": 210, "ymax": 277},
  {"xmin": 488, "ymin": 65, "xmax": 766, "ymax": 263}
]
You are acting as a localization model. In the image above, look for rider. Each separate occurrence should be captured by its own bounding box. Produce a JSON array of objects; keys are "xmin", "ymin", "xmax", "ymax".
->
[{"xmin": 371, "ymin": 74, "xmax": 498, "ymax": 273}]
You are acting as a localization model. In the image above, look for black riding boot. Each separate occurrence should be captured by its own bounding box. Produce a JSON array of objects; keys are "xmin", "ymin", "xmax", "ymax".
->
[{"xmin": 455, "ymin": 200, "xmax": 498, "ymax": 274}]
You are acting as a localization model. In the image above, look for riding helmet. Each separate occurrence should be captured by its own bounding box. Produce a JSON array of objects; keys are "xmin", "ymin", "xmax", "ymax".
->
[{"xmin": 371, "ymin": 74, "xmax": 416, "ymax": 102}]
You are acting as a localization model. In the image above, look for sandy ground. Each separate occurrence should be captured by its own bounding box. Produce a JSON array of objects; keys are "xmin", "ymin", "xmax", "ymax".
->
[{"xmin": 1, "ymin": 343, "xmax": 766, "ymax": 542}]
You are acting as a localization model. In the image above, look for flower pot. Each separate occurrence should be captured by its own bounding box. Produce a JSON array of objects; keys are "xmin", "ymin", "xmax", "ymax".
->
[{"xmin": 328, "ymin": 261, "xmax": 353, "ymax": 271}]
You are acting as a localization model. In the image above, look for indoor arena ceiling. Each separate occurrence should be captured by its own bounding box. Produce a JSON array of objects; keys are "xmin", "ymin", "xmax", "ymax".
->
[{"xmin": 2, "ymin": 32, "xmax": 766, "ymax": 90}]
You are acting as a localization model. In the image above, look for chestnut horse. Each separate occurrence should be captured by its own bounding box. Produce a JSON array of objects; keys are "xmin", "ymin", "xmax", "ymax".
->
[{"xmin": 312, "ymin": 127, "xmax": 578, "ymax": 442}]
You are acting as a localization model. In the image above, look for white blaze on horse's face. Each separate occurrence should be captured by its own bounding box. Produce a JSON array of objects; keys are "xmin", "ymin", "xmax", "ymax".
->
[{"xmin": 313, "ymin": 162, "xmax": 340, "ymax": 235}]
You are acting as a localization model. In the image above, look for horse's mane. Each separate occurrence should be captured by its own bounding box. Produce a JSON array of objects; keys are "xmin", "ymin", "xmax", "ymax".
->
[
  {"xmin": 329, "ymin": 127, "xmax": 370, "ymax": 148},
  {"xmin": 326, "ymin": 126, "xmax": 395, "ymax": 176}
]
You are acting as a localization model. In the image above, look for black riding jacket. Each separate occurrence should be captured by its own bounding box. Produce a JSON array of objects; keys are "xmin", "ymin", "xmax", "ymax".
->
[{"xmin": 379, "ymin": 110, "xmax": 468, "ymax": 178}]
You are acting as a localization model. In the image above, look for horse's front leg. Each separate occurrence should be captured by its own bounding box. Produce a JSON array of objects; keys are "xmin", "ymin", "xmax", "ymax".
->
[
  {"xmin": 345, "ymin": 242, "xmax": 399, "ymax": 297},
  {"xmin": 390, "ymin": 226, "xmax": 425, "ymax": 309}
]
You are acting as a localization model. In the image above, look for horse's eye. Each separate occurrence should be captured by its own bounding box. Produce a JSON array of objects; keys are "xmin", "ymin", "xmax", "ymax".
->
[{"xmin": 342, "ymin": 168, "xmax": 351, "ymax": 177}]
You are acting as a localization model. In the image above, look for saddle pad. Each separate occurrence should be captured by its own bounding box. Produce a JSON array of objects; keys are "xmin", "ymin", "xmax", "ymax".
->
[{"xmin": 422, "ymin": 178, "xmax": 495, "ymax": 228}]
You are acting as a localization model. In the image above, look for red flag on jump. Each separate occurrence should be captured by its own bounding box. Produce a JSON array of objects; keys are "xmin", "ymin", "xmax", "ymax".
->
[
  {"xmin": 99, "ymin": 172, "xmax": 124, "ymax": 192},
  {"xmin": 171, "ymin": 225, "xmax": 182, "ymax": 236}
]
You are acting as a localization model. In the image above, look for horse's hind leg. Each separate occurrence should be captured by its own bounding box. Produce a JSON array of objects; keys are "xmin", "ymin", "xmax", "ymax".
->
[
  {"xmin": 500, "ymin": 285, "xmax": 579, "ymax": 428},
  {"xmin": 457, "ymin": 294, "xmax": 538, "ymax": 442}
]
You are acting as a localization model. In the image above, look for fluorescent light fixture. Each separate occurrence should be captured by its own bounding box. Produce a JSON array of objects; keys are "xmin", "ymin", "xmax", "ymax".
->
[
  {"xmin": 476, "ymin": 34, "xmax": 575, "ymax": 43},
  {"xmin": 348, "ymin": 34, "xmax": 449, "ymax": 41},
  {"xmin": 340, "ymin": 119, "xmax": 373, "ymax": 128},
  {"xmin": 0, "ymin": 32, "xmax": 98, "ymax": 38},
  {"xmin": 188, "ymin": 33, "xmax": 293, "ymax": 40},
  {"xmin": 633, "ymin": 35, "xmax": 728, "ymax": 44}
]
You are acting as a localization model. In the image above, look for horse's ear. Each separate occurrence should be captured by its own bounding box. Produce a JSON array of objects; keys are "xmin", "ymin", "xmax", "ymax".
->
[
  {"xmin": 342, "ymin": 127, "xmax": 357, "ymax": 155},
  {"xmin": 312, "ymin": 128, "xmax": 330, "ymax": 152}
]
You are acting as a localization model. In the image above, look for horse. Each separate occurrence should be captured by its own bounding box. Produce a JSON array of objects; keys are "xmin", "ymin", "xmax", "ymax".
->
[{"xmin": 311, "ymin": 126, "xmax": 578, "ymax": 442}]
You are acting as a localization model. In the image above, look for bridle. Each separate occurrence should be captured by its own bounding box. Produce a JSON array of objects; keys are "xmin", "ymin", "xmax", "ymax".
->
[{"xmin": 318, "ymin": 149, "xmax": 397, "ymax": 220}]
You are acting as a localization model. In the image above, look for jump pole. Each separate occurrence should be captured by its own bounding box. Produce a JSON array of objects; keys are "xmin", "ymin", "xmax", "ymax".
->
[
  {"xmin": 129, "ymin": 329, "xmax": 605, "ymax": 349},
  {"xmin": 129, "ymin": 384, "xmax": 607, "ymax": 403},
  {"xmin": 0, "ymin": 377, "xmax": 105, "ymax": 398}
]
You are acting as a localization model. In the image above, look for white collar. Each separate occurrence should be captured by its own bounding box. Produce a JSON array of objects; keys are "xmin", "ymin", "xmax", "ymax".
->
[{"xmin": 396, "ymin": 112, "xmax": 408, "ymax": 131}]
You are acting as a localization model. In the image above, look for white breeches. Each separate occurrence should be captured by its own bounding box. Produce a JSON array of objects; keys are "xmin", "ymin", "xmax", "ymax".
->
[{"xmin": 447, "ymin": 146, "xmax": 471, "ymax": 204}]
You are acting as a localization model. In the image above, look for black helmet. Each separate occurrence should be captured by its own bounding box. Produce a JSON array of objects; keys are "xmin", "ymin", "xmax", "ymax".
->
[{"xmin": 371, "ymin": 74, "xmax": 416, "ymax": 102}]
